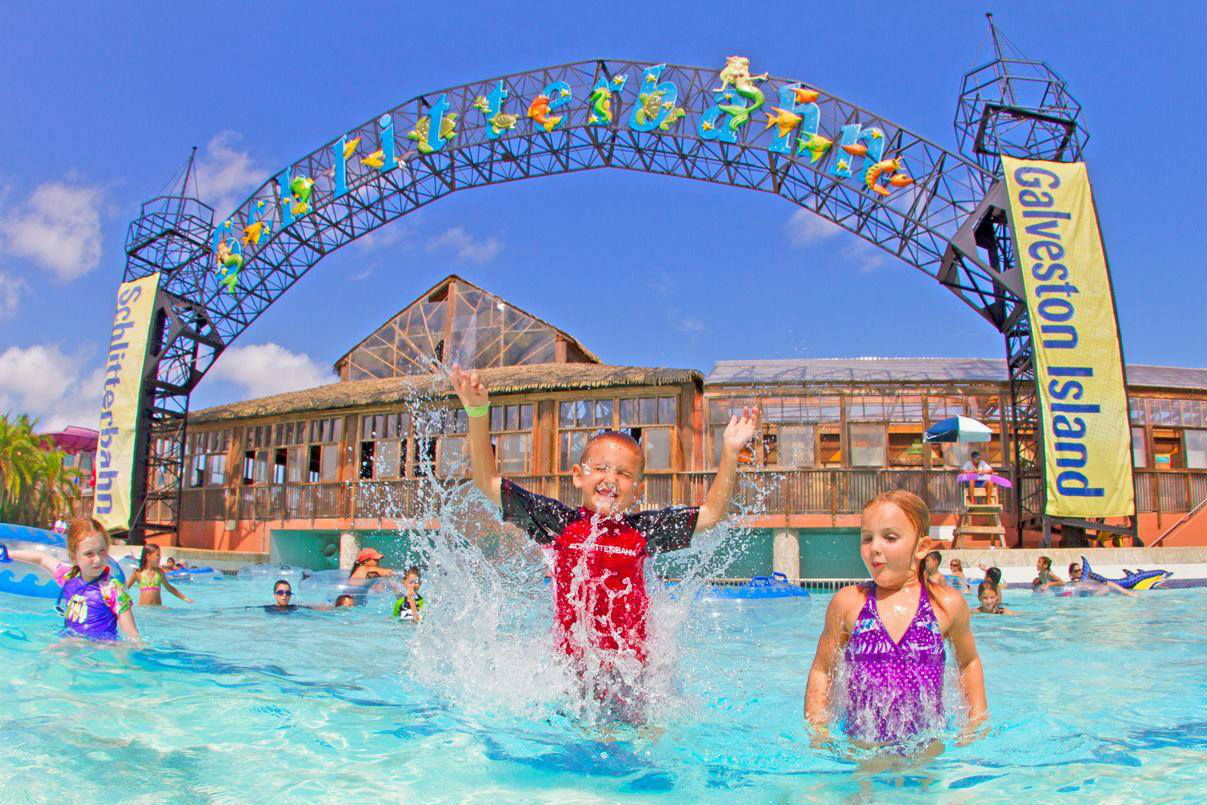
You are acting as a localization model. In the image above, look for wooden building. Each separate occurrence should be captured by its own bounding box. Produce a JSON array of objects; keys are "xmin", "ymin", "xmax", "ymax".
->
[{"xmin": 165, "ymin": 277, "xmax": 1207, "ymax": 572}]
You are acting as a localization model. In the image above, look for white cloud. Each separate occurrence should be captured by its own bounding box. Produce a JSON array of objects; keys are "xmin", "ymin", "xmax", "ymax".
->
[
  {"xmin": 0, "ymin": 344, "xmax": 101, "ymax": 430},
  {"xmin": 785, "ymin": 209, "xmax": 841, "ymax": 247},
  {"xmin": 195, "ymin": 130, "xmax": 269, "ymax": 215},
  {"xmin": 675, "ymin": 316, "xmax": 705, "ymax": 333},
  {"xmin": 208, "ymin": 342, "xmax": 333, "ymax": 399},
  {"xmin": 785, "ymin": 209, "xmax": 885, "ymax": 273},
  {"xmin": 0, "ymin": 182, "xmax": 104, "ymax": 280},
  {"xmin": 0, "ymin": 272, "xmax": 30, "ymax": 320},
  {"xmin": 426, "ymin": 226, "xmax": 502, "ymax": 264}
]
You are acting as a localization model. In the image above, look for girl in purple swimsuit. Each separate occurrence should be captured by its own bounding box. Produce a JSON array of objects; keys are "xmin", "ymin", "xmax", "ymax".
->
[
  {"xmin": 805, "ymin": 490, "xmax": 986, "ymax": 746},
  {"xmin": 2, "ymin": 518, "xmax": 139, "ymax": 642}
]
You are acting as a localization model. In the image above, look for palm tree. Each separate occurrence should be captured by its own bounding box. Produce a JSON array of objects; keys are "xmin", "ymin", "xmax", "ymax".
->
[{"xmin": 0, "ymin": 413, "xmax": 83, "ymax": 526}]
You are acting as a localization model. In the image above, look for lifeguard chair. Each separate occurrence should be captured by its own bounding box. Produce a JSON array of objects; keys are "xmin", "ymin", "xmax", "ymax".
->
[{"xmin": 952, "ymin": 476, "xmax": 1007, "ymax": 548}]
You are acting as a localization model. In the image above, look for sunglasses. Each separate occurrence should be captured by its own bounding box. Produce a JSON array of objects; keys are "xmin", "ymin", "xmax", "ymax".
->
[{"xmin": 274, "ymin": 589, "xmax": 293, "ymax": 597}]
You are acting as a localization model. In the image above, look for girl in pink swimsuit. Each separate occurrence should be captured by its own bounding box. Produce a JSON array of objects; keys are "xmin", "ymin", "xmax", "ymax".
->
[{"xmin": 805, "ymin": 490, "xmax": 987, "ymax": 746}]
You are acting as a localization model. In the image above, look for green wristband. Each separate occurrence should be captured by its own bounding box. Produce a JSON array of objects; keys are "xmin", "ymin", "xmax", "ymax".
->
[{"xmin": 464, "ymin": 403, "xmax": 490, "ymax": 418}]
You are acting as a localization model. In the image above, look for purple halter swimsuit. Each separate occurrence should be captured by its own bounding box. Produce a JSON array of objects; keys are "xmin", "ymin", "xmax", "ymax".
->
[
  {"xmin": 53, "ymin": 563, "xmax": 132, "ymax": 641},
  {"xmin": 843, "ymin": 582, "xmax": 946, "ymax": 742}
]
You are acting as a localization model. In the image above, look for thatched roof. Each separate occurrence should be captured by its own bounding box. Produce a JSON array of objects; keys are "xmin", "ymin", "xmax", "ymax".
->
[{"xmin": 191, "ymin": 364, "xmax": 703, "ymax": 424}]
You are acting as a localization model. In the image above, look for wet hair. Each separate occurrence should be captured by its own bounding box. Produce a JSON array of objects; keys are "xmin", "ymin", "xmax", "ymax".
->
[
  {"xmin": 137, "ymin": 543, "xmax": 161, "ymax": 572},
  {"xmin": 334, "ymin": 594, "xmax": 356, "ymax": 607},
  {"xmin": 1038, "ymin": 555, "xmax": 1053, "ymax": 570},
  {"xmin": 971, "ymin": 451, "xmax": 980, "ymax": 458},
  {"xmin": 984, "ymin": 566, "xmax": 1002, "ymax": 585},
  {"xmin": 273, "ymin": 578, "xmax": 292, "ymax": 592},
  {"xmin": 861, "ymin": 490, "xmax": 946, "ymax": 613},
  {"xmin": 924, "ymin": 550, "xmax": 942, "ymax": 568},
  {"xmin": 1068, "ymin": 562, "xmax": 1081, "ymax": 579},
  {"xmin": 579, "ymin": 431, "xmax": 645, "ymax": 476},
  {"xmin": 977, "ymin": 580, "xmax": 1000, "ymax": 599},
  {"xmin": 65, "ymin": 518, "xmax": 109, "ymax": 560},
  {"xmin": 405, "ymin": 565, "xmax": 421, "ymax": 580}
]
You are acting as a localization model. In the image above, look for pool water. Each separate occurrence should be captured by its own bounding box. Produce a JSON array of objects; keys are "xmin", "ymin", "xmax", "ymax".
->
[{"xmin": 0, "ymin": 575, "xmax": 1203, "ymax": 804}]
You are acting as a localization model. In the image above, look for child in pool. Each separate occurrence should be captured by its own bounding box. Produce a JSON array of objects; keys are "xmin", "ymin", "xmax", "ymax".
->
[
  {"xmin": 393, "ymin": 566, "xmax": 425, "ymax": 622},
  {"xmin": 804, "ymin": 491, "xmax": 987, "ymax": 744},
  {"xmin": 974, "ymin": 581, "xmax": 1016, "ymax": 615},
  {"xmin": 1066, "ymin": 561, "xmax": 1135, "ymax": 597},
  {"xmin": 947, "ymin": 559, "xmax": 972, "ymax": 593},
  {"xmin": 922, "ymin": 550, "xmax": 948, "ymax": 588},
  {"xmin": 449, "ymin": 364, "xmax": 759, "ymax": 670},
  {"xmin": 127, "ymin": 544, "xmax": 193, "ymax": 607},
  {"xmin": 0, "ymin": 518, "xmax": 139, "ymax": 641},
  {"xmin": 1031, "ymin": 556, "xmax": 1063, "ymax": 592}
]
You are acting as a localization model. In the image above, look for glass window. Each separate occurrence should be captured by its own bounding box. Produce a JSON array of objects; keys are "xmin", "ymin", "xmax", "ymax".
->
[
  {"xmin": 375, "ymin": 440, "xmax": 401, "ymax": 478},
  {"xmin": 560, "ymin": 431, "xmax": 587, "ymax": 472},
  {"xmin": 594, "ymin": 399, "xmax": 613, "ymax": 427},
  {"xmin": 500, "ymin": 433, "xmax": 530, "ymax": 474},
  {"xmin": 287, "ymin": 446, "xmax": 306, "ymax": 483},
  {"xmin": 559, "ymin": 401, "xmax": 575, "ymax": 428},
  {"xmin": 849, "ymin": 424, "xmax": 886, "ymax": 467},
  {"xmin": 657, "ymin": 397, "xmax": 676, "ymax": 425},
  {"xmin": 208, "ymin": 454, "xmax": 227, "ymax": 487},
  {"xmin": 778, "ymin": 425, "xmax": 815, "ymax": 467},
  {"xmin": 618, "ymin": 398, "xmax": 635, "ymax": 426},
  {"xmin": 520, "ymin": 404, "xmax": 534, "ymax": 429},
  {"xmin": 1129, "ymin": 397, "xmax": 1146, "ymax": 424},
  {"xmin": 438, "ymin": 436, "xmax": 466, "ymax": 477},
  {"xmin": 711, "ymin": 425, "xmax": 726, "ymax": 467},
  {"xmin": 644, "ymin": 429, "xmax": 671, "ymax": 471},
  {"xmin": 319, "ymin": 445, "xmax": 339, "ymax": 481},
  {"xmin": 1131, "ymin": 427, "xmax": 1147, "ymax": 469},
  {"xmin": 640, "ymin": 397, "xmax": 656, "ymax": 424},
  {"xmin": 1186, "ymin": 429, "xmax": 1207, "ymax": 470}
]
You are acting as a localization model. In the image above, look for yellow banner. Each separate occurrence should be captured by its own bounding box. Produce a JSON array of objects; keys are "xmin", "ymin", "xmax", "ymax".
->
[
  {"xmin": 92, "ymin": 273, "xmax": 161, "ymax": 532},
  {"xmin": 1002, "ymin": 157, "xmax": 1134, "ymax": 517}
]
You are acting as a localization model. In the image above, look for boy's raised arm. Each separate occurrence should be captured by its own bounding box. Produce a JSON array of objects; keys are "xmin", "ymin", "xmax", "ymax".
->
[
  {"xmin": 695, "ymin": 408, "xmax": 760, "ymax": 533},
  {"xmin": 449, "ymin": 364, "xmax": 501, "ymax": 506}
]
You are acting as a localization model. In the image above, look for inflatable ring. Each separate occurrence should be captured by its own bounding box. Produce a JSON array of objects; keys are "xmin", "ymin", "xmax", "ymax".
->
[{"xmin": 0, "ymin": 523, "xmax": 126, "ymax": 600}]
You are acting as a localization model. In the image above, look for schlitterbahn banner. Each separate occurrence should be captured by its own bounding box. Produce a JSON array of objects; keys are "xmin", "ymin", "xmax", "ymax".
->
[
  {"xmin": 92, "ymin": 273, "xmax": 161, "ymax": 531},
  {"xmin": 1003, "ymin": 157, "xmax": 1134, "ymax": 518}
]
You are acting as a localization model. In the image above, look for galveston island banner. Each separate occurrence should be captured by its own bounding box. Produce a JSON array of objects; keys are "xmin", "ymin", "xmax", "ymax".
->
[
  {"xmin": 92, "ymin": 273, "xmax": 161, "ymax": 532},
  {"xmin": 1002, "ymin": 157, "xmax": 1134, "ymax": 518}
]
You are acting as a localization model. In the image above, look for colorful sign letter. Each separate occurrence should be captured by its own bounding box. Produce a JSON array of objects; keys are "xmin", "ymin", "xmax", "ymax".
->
[
  {"xmin": 93, "ymin": 273, "xmax": 161, "ymax": 532},
  {"xmin": 1003, "ymin": 157, "xmax": 1134, "ymax": 518}
]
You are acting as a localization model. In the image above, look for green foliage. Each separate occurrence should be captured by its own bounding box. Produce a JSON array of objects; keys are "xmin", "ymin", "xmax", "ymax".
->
[{"xmin": 0, "ymin": 413, "xmax": 83, "ymax": 526}]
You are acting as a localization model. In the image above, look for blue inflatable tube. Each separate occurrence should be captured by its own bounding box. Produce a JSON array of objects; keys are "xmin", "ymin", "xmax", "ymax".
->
[
  {"xmin": 700, "ymin": 572, "xmax": 811, "ymax": 600},
  {"xmin": 0, "ymin": 522, "xmax": 126, "ymax": 600}
]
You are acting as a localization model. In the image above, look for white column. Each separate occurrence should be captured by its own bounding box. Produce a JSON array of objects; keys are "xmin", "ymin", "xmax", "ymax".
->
[
  {"xmin": 338, "ymin": 532, "xmax": 359, "ymax": 572},
  {"xmin": 773, "ymin": 529, "xmax": 800, "ymax": 579}
]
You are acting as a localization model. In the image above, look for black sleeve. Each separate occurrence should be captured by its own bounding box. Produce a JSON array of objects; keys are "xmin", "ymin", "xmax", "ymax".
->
[
  {"xmin": 500, "ymin": 478, "xmax": 576, "ymax": 546},
  {"xmin": 631, "ymin": 506, "xmax": 700, "ymax": 554}
]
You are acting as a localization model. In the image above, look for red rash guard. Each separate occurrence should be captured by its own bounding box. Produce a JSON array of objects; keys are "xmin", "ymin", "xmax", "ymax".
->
[{"xmin": 501, "ymin": 479, "xmax": 699, "ymax": 663}]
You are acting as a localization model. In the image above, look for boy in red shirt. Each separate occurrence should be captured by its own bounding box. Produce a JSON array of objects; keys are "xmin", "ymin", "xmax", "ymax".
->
[{"xmin": 449, "ymin": 365, "xmax": 759, "ymax": 671}]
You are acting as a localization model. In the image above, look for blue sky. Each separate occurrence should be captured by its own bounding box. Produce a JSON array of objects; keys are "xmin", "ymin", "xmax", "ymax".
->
[{"xmin": 0, "ymin": 0, "xmax": 1203, "ymax": 427}]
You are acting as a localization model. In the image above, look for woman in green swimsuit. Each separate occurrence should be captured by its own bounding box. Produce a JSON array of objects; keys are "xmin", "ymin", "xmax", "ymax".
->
[{"xmin": 128, "ymin": 544, "xmax": 194, "ymax": 607}]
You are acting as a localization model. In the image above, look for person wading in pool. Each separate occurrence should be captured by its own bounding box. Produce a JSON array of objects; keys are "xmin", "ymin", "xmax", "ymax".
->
[
  {"xmin": 344, "ymin": 548, "xmax": 398, "ymax": 605},
  {"xmin": 1031, "ymin": 556, "xmax": 1064, "ymax": 592},
  {"xmin": 449, "ymin": 364, "xmax": 759, "ymax": 705}
]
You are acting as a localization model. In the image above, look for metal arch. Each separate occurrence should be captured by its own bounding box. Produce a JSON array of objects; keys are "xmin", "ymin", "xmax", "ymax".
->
[{"xmin": 122, "ymin": 58, "xmax": 1036, "ymax": 540}]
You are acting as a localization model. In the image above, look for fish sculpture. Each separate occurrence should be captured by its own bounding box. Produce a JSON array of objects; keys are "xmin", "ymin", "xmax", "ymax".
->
[
  {"xmin": 841, "ymin": 142, "xmax": 868, "ymax": 157},
  {"xmin": 527, "ymin": 94, "xmax": 563, "ymax": 132},
  {"xmin": 361, "ymin": 150, "xmax": 385, "ymax": 168},
  {"xmin": 241, "ymin": 220, "xmax": 268, "ymax": 249},
  {"xmin": 795, "ymin": 133, "xmax": 832, "ymax": 164},
  {"xmin": 764, "ymin": 107, "xmax": 802, "ymax": 139},
  {"xmin": 1081, "ymin": 555, "xmax": 1172, "ymax": 590},
  {"xmin": 342, "ymin": 137, "xmax": 361, "ymax": 160},
  {"xmin": 792, "ymin": 87, "xmax": 820, "ymax": 104}
]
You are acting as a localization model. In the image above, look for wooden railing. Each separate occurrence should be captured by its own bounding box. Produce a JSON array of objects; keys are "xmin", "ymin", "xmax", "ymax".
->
[{"xmin": 176, "ymin": 467, "xmax": 1033, "ymax": 523}]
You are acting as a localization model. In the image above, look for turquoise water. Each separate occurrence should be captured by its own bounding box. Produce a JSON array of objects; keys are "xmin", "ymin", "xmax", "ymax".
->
[{"xmin": 0, "ymin": 577, "xmax": 1203, "ymax": 804}]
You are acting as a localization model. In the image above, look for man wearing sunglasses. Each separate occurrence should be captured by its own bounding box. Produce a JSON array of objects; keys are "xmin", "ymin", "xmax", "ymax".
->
[{"xmin": 263, "ymin": 579, "xmax": 301, "ymax": 613}]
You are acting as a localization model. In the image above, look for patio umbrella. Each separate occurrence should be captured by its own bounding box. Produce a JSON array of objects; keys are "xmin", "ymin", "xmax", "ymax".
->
[{"xmin": 923, "ymin": 416, "xmax": 992, "ymax": 443}]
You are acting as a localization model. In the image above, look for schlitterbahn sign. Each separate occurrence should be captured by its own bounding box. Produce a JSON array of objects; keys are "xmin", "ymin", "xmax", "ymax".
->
[
  {"xmin": 92, "ymin": 273, "xmax": 161, "ymax": 531},
  {"xmin": 1003, "ymin": 157, "xmax": 1134, "ymax": 518}
]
